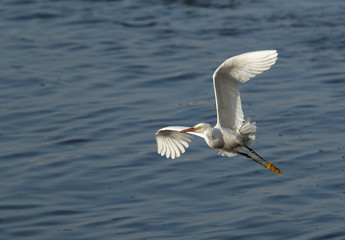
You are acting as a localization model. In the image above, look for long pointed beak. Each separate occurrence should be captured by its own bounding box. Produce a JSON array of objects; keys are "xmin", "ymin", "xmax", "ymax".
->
[{"xmin": 179, "ymin": 127, "xmax": 196, "ymax": 133}]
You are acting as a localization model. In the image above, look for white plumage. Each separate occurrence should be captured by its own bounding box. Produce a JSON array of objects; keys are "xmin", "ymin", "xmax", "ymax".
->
[{"xmin": 155, "ymin": 50, "xmax": 281, "ymax": 175}]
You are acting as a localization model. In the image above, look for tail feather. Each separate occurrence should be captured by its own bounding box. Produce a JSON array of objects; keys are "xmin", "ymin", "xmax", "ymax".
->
[{"xmin": 239, "ymin": 117, "xmax": 256, "ymax": 141}]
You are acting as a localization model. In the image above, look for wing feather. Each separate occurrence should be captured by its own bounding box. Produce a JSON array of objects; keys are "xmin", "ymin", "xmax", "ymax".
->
[
  {"xmin": 165, "ymin": 138, "xmax": 171, "ymax": 158},
  {"xmin": 167, "ymin": 137, "xmax": 177, "ymax": 159},
  {"xmin": 213, "ymin": 50, "xmax": 278, "ymax": 130},
  {"xmin": 160, "ymin": 137, "xmax": 167, "ymax": 156},
  {"xmin": 157, "ymin": 135, "xmax": 163, "ymax": 154},
  {"xmin": 170, "ymin": 137, "xmax": 184, "ymax": 156},
  {"xmin": 155, "ymin": 126, "xmax": 204, "ymax": 159}
]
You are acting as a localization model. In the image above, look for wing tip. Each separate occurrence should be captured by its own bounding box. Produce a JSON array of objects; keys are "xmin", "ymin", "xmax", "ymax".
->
[{"xmin": 155, "ymin": 126, "xmax": 194, "ymax": 159}]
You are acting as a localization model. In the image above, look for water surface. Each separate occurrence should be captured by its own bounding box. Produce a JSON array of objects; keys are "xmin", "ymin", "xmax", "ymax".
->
[{"xmin": 1, "ymin": 0, "xmax": 345, "ymax": 239}]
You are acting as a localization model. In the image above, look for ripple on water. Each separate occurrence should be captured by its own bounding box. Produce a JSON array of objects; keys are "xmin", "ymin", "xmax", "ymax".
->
[{"xmin": 1, "ymin": 0, "xmax": 345, "ymax": 239}]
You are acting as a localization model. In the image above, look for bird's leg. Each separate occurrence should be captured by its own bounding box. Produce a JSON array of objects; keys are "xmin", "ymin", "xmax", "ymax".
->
[
  {"xmin": 245, "ymin": 146, "xmax": 269, "ymax": 164},
  {"xmin": 244, "ymin": 146, "xmax": 282, "ymax": 176},
  {"xmin": 236, "ymin": 152, "xmax": 268, "ymax": 169}
]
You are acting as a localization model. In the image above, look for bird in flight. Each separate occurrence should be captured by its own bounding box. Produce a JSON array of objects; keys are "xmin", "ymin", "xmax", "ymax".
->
[{"xmin": 155, "ymin": 50, "xmax": 281, "ymax": 175}]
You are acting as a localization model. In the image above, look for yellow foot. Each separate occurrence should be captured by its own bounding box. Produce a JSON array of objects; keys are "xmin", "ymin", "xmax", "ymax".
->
[{"xmin": 266, "ymin": 163, "xmax": 282, "ymax": 176}]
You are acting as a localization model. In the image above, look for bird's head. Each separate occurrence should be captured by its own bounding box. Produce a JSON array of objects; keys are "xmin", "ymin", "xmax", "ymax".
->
[{"xmin": 179, "ymin": 123, "xmax": 211, "ymax": 133}]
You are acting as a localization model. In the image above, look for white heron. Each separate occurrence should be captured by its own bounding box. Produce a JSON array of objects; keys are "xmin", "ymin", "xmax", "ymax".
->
[{"xmin": 155, "ymin": 50, "xmax": 281, "ymax": 175}]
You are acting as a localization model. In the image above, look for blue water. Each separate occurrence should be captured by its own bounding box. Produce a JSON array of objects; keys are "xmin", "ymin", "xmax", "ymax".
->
[{"xmin": 1, "ymin": 0, "xmax": 345, "ymax": 239}]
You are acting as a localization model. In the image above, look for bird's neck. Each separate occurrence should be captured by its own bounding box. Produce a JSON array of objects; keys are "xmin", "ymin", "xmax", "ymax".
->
[
  {"xmin": 204, "ymin": 127, "xmax": 213, "ymax": 139},
  {"xmin": 204, "ymin": 127, "xmax": 224, "ymax": 149},
  {"xmin": 203, "ymin": 127, "xmax": 216, "ymax": 148}
]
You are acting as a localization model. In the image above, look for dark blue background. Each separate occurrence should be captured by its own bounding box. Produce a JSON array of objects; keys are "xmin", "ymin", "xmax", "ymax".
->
[{"xmin": 1, "ymin": 0, "xmax": 345, "ymax": 239}]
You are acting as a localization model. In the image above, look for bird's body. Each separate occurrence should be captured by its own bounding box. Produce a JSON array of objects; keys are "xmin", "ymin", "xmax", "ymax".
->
[{"xmin": 155, "ymin": 50, "xmax": 281, "ymax": 175}]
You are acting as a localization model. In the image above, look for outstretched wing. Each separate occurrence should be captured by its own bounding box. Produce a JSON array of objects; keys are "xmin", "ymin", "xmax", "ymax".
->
[
  {"xmin": 155, "ymin": 126, "xmax": 204, "ymax": 159},
  {"xmin": 213, "ymin": 50, "xmax": 278, "ymax": 131}
]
